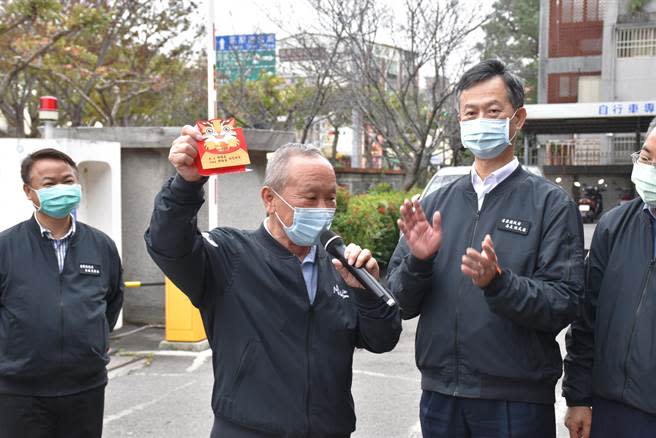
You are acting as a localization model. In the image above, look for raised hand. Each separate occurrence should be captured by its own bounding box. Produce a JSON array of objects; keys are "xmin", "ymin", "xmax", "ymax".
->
[
  {"xmin": 169, "ymin": 125, "xmax": 205, "ymax": 182},
  {"xmin": 397, "ymin": 199, "xmax": 442, "ymax": 261},
  {"xmin": 461, "ymin": 234, "xmax": 500, "ymax": 287}
]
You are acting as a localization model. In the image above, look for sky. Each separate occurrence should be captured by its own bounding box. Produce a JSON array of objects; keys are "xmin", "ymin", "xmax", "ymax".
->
[{"xmin": 204, "ymin": 0, "xmax": 493, "ymax": 80}]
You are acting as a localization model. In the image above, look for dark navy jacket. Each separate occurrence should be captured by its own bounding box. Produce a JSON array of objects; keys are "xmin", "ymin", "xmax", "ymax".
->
[
  {"xmin": 145, "ymin": 175, "xmax": 401, "ymax": 437},
  {"xmin": 388, "ymin": 166, "xmax": 584, "ymax": 404},
  {"xmin": 0, "ymin": 216, "xmax": 123, "ymax": 396},
  {"xmin": 564, "ymin": 198, "xmax": 656, "ymax": 415}
]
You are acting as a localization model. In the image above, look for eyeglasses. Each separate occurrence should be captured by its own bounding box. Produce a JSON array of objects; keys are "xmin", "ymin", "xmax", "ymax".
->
[{"xmin": 631, "ymin": 152, "xmax": 656, "ymax": 167}]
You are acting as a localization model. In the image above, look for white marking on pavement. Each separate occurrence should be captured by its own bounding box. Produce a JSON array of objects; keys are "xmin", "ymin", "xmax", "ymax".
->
[
  {"xmin": 103, "ymin": 381, "xmax": 196, "ymax": 425},
  {"xmin": 353, "ymin": 369, "xmax": 420, "ymax": 383},
  {"xmin": 119, "ymin": 350, "xmax": 206, "ymax": 357},
  {"xmin": 408, "ymin": 421, "xmax": 422, "ymax": 438},
  {"xmin": 108, "ymin": 358, "xmax": 148, "ymax": 380},
  {"xmin": 130, "ymin": 372, "xmax": 187, "ymax": 377},
  {"xmin": 186, "ymin": 349, "xmax": 212, "ymax": 373}
]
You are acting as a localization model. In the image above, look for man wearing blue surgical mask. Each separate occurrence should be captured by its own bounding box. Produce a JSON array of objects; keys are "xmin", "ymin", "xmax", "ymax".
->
[
  {"xmin": 0, "ymin": 148, "xmax": 124, "ymax": 437},
  {"xmin": 563, "ymin": 120, "xmax": 656, "ymax": 438},
  {"xmin": 145, "ymin": 139, "xmax": 401, "ymax": 437},
  {"xmin": 388, "ymin": 59, "xmax": 584, "ymax": 438}
]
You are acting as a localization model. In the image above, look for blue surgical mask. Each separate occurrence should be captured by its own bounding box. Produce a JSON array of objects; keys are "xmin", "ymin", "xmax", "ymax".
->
[
  {"xmin": 272, "ymin": 189, "xmax": 335, "ymax": 246},
  {"xmin": 632, "ymin": 162, "xmax": 656, "ymax": 207},
  {"xmin": 31, "ymin": 184, "xmax": 81, "ymax": 219},
  {"xmin": 460, "ymin": 110, "xmax": 519, "ymax": 159}
]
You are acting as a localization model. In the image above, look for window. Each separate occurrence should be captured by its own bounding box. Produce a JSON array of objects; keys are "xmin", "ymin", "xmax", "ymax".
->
[
  {"xmin": 549, "ymin": 0, "xmax": 604, "ymax": 57},
  {"xmin": 547, "ymin": 72, "xmax": 601, "ymax": 103},
  {"xmin": 559, "ymin": 76, "xmax": 571, "ymax": 98},
  {"xmin": 617, "ymin": 26, "xmax": 656, "ymax": 58}
]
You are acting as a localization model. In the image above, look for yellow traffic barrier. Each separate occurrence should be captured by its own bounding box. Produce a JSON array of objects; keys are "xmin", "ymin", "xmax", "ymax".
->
[{"xmin": 164, "ymin": 277, "xmax": 207, "ymax": 343}]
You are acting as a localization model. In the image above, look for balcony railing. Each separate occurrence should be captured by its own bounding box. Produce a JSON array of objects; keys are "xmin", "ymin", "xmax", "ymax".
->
[{"xmin": 544, "ymin": 141, "xmax": 636, "ymax": 166}]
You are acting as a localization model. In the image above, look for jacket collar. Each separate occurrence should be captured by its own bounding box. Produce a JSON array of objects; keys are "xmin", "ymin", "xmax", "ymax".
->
[
  {"xmin": 457, "ymin": 164, "xmax": 528, "ymax": 197},
  {"xmin": 28, "ymin": 214, "xmax": 82, "ymax": 246},
  {"xmin": 253, "ymin": 222, "xmax": 328, "ymax": 260}
]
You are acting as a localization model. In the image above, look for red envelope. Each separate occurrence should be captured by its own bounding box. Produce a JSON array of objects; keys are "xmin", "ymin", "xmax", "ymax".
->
[{"xmin": 195, "ymin": 118, "xmax": 251, "ymax": 175}]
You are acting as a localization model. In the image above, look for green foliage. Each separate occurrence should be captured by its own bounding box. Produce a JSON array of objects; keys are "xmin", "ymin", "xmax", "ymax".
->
[
  {"xmin": 630, "ymin": 0, "xmax": 649, "ymax": 12},
  {"xmin": 0, "ymin": 0, "xmax": 202, "ymax": 135},
  {"xmin": 332, "ymin": 188, "xmax": 410, "ymax": 267},
  {"xmin": 336, "ymin": 186, "xmax": 351, "ymax": 215},
  {"xmin": 368, "ymin": 182, "xmax": 394, "ymax": 194},
  {"xmin": 476, "ymin": 0, "xmax": 539, "ymax": 103},
  {"xmin": 217, "ymin": 74, "xmax": 328, "ymax": 131}
]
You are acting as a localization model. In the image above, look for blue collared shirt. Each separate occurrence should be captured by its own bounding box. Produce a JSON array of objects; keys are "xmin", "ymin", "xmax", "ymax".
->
[
  {"xmin": 644, "ymin": 204, "xmax": 656, "ymax": 258},
  {"xmin": 264, "ymin": 218, "xmax": 319, "ymax": 304},
  {"xmin": 301, "ymin": 246, "xmax": 318, "ymax": 304},
  {"xmin": 35, "ymin": 213, "xmax": 76, "ymax": 273}
]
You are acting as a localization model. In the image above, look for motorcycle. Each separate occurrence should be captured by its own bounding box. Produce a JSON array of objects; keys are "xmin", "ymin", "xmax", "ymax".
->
[{"xmin": 574, "ymin": 179, "xmax": 606, "ymax": 223}]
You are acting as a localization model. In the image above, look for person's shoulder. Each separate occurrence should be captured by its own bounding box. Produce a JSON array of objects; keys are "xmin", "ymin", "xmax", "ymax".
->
[
  {"xmin": 76, "ymin": 222, "xmax": 119, "ymax": 252},
  {"xmin": 205, "ymin": 226, "xmax": 252, "ymax": 252},
  {"xmin": 597, "ymin": 197, "xmax": 642, "ymax": 230},
  {"xmin": 522, "ymin": 172, "xmax": 575, "ymax": 206},
  {"xmin": 0, "ymin": 219, "xmax": 32, "ymax": 243},
  {"xmin": 421, "ymin": 173, "xmax": 470, "ymax": 208}
]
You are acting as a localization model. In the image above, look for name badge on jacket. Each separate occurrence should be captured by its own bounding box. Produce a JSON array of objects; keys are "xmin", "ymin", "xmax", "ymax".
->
[
  {"xmin": 497, "ymin": 218, "xmax": 531, "ymax": 236},
  {"xmin": 80, "ymin": 263, "xmax": 101, "ymax": 276}
]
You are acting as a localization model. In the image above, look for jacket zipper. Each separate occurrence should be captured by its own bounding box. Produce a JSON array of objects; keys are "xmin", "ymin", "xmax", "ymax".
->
[
  {"xmin": 621, "ymin": 259, "xmax": 655, "ymax": 400},
  {"xmin": 305, "ymin": 305, "xmax": 314, "ymax": 436},
  {"xmin": 59, "ymin": 273, "xmax": 64, "ymax": 381},
  {"xmin": 454, "ymin": 207, "xmax": 481, "ymax": 396}
]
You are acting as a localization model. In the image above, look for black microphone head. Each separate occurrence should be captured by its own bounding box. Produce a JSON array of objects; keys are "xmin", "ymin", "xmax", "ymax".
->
[{"xmin": 319, "ymin": 229, "xmax": 343, "ymax": 252}]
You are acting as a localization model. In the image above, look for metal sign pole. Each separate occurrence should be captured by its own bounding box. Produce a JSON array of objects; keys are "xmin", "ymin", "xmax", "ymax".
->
[{"xmin": 207, "ymin": 0, "xmax": 218, "ymax": 230}]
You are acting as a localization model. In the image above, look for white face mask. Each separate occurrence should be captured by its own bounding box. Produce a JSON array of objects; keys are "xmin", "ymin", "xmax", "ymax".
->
[
  {"xmin": 271, "ymin": 189, "xmax": 336, "ymax": 246},
  {"xmin": 460, "ymin": 109, "xmax": 520, "ymax": 159},
  {"xmin": 632, "ymin": 161, "xmax": 656, "ymax": 207}
]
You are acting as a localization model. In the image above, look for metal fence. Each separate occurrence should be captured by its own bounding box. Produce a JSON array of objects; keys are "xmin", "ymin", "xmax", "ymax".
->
[
  {"xmin": 544, "ymin": 135, "xmax": 643, "ymax": 166},
  {"xmin": 617, "ymin": 25, "xmax": 656, "ymax": 58}
]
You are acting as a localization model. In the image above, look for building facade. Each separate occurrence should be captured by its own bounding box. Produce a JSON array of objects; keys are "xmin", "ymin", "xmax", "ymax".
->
[{"xmin": 533, "ymin": 0, "xmax": 656, "ymax": 206}]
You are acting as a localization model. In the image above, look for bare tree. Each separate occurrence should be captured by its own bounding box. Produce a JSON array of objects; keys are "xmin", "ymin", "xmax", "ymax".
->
[{"xmin": 311, "ymin": 0, "xmax": 486, "ymax": 189}]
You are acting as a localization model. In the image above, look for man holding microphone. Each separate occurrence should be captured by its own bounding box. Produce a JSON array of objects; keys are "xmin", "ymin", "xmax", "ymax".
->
[{"xmin": 145, "ymin": 129, "xmax": 400, "ymax": 437}]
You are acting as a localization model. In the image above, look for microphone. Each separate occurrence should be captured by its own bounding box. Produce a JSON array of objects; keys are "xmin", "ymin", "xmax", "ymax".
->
[{"xmin": 320, "ymin": 230, "xmax": 398, "ymax": 307}]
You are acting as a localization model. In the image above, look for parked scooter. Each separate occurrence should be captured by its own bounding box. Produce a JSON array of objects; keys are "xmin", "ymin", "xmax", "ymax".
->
[{"xmin": 574, "ymin": 179, "xmax": 606, "ymax": 223}]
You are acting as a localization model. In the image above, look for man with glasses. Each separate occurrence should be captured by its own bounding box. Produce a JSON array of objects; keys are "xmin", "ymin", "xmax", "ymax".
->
[{"xmin": 563, "ymin": 117, "xmax": 656, "ymax": 438}]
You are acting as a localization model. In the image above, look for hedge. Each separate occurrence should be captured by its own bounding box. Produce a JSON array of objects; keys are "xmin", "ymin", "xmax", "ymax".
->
[{"xmin": 332, "ymin": 184, "xmax": 417, "ymax": 267}]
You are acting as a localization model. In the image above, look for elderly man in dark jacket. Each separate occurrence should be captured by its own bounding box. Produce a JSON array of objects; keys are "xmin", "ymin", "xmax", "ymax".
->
[{"xmin": 145, "ymin": 132, "xmax": 401, "ymax": 438}]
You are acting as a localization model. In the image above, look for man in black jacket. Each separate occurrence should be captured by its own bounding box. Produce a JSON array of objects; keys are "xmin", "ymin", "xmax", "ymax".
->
[
  {"xmin": 0, "ymin": 148, "xmax": 124, "ymax": 438},
  {"xmin": 563, "ymin": 120, "xmax": 656, "ymax": 438},
  {"xmin": 387, "ymin": 59, "xmax": 584, "ymax": 437},
  {"xmin": 145, "ymin": 136, "xmax": 401, "ymax": 437}
]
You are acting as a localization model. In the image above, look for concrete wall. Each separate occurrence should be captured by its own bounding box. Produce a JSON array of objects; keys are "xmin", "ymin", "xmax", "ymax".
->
[
  {"xmin": 335, "ymin": 168, "xmax": 406, "ymax": 194},
  {"xmin": 615, "ymin": 56, "xmax": 656, "ymax": 101},
  {"xmin": 52, "ymin": 127, "xmax": 294, "ymax": 324}
]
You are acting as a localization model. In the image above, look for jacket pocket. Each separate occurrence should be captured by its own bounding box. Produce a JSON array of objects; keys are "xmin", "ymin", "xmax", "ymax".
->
[
  {"xmin": 85, "ymin": 314, "xmax": 109, "ymax": 359},
  {"xmin": 225, "ymin": 340, "xmax": 257, "ymax": 400},
  {"xmin": 0, "ymin": 312, "xmax": 12, "ymax": 357}
]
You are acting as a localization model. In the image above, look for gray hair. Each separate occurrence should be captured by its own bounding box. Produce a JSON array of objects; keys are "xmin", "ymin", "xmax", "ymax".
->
[
  {"xmin": 648, "ymin": 116, "xmax": 656, "ymax": 138},
  {"xmin": 264, "ymin": 143, "xmax": 327, "ymax": 191}
]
